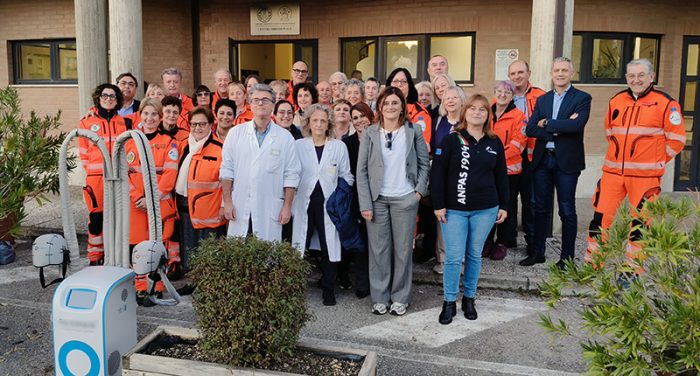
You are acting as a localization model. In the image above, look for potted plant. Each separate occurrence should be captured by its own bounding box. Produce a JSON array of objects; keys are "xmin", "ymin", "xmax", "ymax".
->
[
  {"xmin": 0, "ymin": 86, "xmax": 69, "ymax": 241},
  {"xmin": 539, "ymin": 196, "xmax": 700, "ymax": 375},
  {"xmin": 123, "ymin": 236, "xmax": 378, "ymax": 376}
]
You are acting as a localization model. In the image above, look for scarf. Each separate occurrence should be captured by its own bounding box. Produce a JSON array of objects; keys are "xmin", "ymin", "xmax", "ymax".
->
[{"xmin": 175, "ymin": 131, "xmax": 210, "ymax": 197}]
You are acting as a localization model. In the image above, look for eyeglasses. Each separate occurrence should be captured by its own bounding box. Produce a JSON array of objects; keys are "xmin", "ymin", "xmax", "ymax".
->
[
  {"xmin": 190, "ymin": 122, "xmax": 210, "ymax": 128},
  {"xmin": 384, "ymin": 131, "xmax": 393, "ymax": 150},
  {"xmin": 100, "ymin": 93, "xmax": 117, "ymax": 100},
  {"xmin": 251, "ymin": 97, "xmax": 274, "ymax": 105},
  {"xmin": 292, "ymin": 69, "xmax": 308, "ymax": 75},
  {"xmin": 391, "ymin": 79, "xmax": 408, "ymax": 86},
  {"xmin": 118, "ymin": 81, "xmax": 136, "ymax": 87},
  {"xmin": 625, "ymin": 72, "xmax": 649, "ymax": 81},
  {"xmin": 196, "ymin": 92, "xmax": 211, "ymax": 97}
]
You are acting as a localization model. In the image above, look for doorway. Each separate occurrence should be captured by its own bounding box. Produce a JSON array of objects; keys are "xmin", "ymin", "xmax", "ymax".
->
[
  {"xmin": 674, "ymin": 36, "xmax": 700, "ymax": 190},
  {"xmin": 228, "ymin": 39, "xmax": 318, "ymax": 84}
]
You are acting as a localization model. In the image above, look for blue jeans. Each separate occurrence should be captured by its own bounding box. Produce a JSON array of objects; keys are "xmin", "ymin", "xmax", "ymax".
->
[
  {"xmin": 532, "ymin": 153, "xmax": 580, "ymax": 260},
  {"xmin": 441, "ymin": 206, "xmax": 498, "ymax": 301}
]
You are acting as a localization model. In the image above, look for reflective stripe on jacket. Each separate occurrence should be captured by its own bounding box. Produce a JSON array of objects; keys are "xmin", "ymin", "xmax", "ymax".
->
[
  {"xmin": 492, "ymin": 102, "xmax": 528, "ymax": 175},
  {"xmin": 126, "ymin": 129, "xmax": 180, "ymax": 244},
  {"xmin": 602, "ymin": 87, "xmax": 685, "ymax": 177},
  {"xmin": 186, "ymin": 135, "xmax": 227, "ymax": 229}
]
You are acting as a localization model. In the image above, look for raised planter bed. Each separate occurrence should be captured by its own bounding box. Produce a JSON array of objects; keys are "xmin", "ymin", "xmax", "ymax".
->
[{"xmin": 122, "ymin": 326, "xmax": 378, "ymax": 376}]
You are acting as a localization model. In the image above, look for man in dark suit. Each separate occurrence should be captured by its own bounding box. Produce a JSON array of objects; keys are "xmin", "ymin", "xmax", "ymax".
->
[{"xmin": 521, "ymin": 57, "xmax": 591, "ymax": 269}]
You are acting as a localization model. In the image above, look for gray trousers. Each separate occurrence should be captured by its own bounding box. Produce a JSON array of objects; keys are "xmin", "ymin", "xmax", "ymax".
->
[{"xmin": 366, "ymin": 193, "xmax": 419, "ymax": 305}]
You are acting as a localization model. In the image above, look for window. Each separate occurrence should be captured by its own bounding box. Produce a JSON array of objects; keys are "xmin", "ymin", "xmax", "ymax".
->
[
  {"xmin": 572, "ymin": 32, "xmax": 661, "ymax": 84},
  {"xmin": 341, "ymin": 33, "xmax": 475, "ymax": 84},
  {"xmin": 12, "ymin": 40, "xmax": 77, "ymax": 84}
]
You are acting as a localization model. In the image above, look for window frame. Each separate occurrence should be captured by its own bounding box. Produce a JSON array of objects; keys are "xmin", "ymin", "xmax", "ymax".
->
[
  {"xmin": 340, "ymin": 32, "xmax": 476, "ymax": 85},
  {"xmin": 573, "ymin": 32, "xmax": 661, "ymax": 84},
  {"xmin": 11, "ymin": 39, "xmax": 78, "ymax": 84}
]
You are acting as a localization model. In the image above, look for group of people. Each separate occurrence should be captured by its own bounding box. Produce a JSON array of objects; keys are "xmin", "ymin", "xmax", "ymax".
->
[{"xmin": 77, "ymin": 54, "xmax": 685, "ymax": 324}]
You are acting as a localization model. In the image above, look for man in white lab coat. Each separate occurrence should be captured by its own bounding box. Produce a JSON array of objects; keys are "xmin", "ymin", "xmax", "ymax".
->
[{"xmin": 220, "ymin": 84, "xmax": 301, "ymax": 240}]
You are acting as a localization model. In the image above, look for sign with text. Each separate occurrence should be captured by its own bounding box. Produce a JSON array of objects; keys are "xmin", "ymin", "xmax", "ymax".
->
[
  {"xmin": 250, "ymin": 3, "xmax": 300, "ymax": 36},
  {"xmin": 495, "ymin": 49, "xmax": 519, "ymax": 80}
]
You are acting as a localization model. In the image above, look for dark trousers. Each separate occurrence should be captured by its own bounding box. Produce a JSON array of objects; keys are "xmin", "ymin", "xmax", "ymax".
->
[
  {"xmin": 306, "ymin": 196, "xmax": 337, "ymax": 290},
  {"xmin": 532, "ymin": 152, "xmax": 580, "ymax": 260},
  {"xmin": 417, "ymin": 196, "xmax": 438, "ymax": 258},
  {"xmin": 517, "ymin": 153, "xmax": 535, "ymax": 246},
  {"xmin": 177, "ymin": 194, "xmax": 226, "ymax": 271},
  {"xmin": 488, "ymin": 174, "xmax": 520, "ymax": 245},
  {"xmin": 337, "ymin": 219, "xmax": 370, "ymax": 292}
]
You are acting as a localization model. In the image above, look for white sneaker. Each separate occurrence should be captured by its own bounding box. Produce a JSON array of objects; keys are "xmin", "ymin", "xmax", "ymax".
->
[
  {"xmin": 433, "ymin": 263, "xmax": 444, "ymax": 274},
  {"xmin": 389, "ymin": 302, "xmax": 408, "ymax": 316},
  {"xmin": 372, "ymin": 303, "xmax": 388, "ymax": 315}
]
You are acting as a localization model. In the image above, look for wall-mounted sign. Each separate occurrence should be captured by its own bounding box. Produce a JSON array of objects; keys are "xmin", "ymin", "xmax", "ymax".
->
[
  {"xmin": 495, "ymin": 49, "xmax": 519, "ymax": 80},
  {"xmin": 250, "ymin": 3, "xmax": 300, "ymax": 36}
]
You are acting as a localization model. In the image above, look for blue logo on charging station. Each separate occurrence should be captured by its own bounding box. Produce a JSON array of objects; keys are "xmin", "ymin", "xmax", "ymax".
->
[{"xmin": 58, "ymin": 340, "xmax": 99, "ymax": 376}]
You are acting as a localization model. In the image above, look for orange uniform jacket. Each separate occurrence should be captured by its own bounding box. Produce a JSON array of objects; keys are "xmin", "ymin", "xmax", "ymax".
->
[
  {"xmin": 79, "ymin": 108, "xmax": 132, "ymax": 212},
  {"xmin": 184, "ymin": 134, "xmax": 227, "ymax": 229},
  {"xmin": 492, "ymin": 103, "xmax": 528, "ymax": 175},
  {"xmin": 234, "ymin": 104, "xmax": 254, "ymax": 125},
  {"xmin": 520, "ymin": 84, "xmax": 546, "ymax": 161},
  {"xmin": 602, "ymin": 87, "xmax": 686, "ymax": 177},
  {"xmin": 178, "ymin": 94, "xmax": 194, "ymax": 125},
  {"xmin": 126, "ymin": 129, "xmax": 180, "ymax": 245},
  {"xmin": 407, "ymin": 103, "xmax": 432, "ymax": 147},
  {"xmin": 211, "ymin": 91, "xmax": 227, "ymax": 113}
]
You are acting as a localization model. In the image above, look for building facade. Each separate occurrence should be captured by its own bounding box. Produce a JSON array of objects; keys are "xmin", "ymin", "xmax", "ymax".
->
[{"xmin": 2, "ymin": 0, "xmax": 699, "ymax": 194}]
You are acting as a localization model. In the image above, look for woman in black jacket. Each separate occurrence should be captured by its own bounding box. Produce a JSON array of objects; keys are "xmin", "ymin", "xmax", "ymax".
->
[{"xmin": 430, "ymin": 94, "xmax": 508, "ymax": 325}]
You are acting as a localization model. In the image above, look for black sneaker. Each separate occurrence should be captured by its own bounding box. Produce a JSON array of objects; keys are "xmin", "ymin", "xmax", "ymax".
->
[
  {"xmin": 176, "ymin": 283, "xmax": 195, "ymax": 296},
  {"xmin": 338, "ymin": 275, "xmax": 352, "ymax": 290}
]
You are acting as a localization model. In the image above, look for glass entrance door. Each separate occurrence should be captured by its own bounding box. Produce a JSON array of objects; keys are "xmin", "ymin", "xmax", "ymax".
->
[
  {"xmin": 229, "ymin": 39, "xmax": 318, "ymax": 84},
  {"xmin": 674, "ymin": 36, "xmax": 700, "ymax": 190}
]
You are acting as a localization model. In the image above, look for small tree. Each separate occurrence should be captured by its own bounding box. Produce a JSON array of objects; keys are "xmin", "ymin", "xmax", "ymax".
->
[
  {"xmin": 190, "ymin": 235, "xmax": 311, "ymax": 368},
  {"xmin": 540, "ymin": 195, "xmax": 700, "ymax": 375},
  {"xmin": 0, "ymin": 86, "xmax": 69, "ymax": 240}
]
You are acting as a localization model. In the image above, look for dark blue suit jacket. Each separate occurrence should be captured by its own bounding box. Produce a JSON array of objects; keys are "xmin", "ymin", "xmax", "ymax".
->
[{"xmin": 526, "ymin": 86, "xmax": 591, "ymax": 174}]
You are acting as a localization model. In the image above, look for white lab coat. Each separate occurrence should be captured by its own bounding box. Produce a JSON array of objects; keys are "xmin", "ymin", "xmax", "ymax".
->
[
  {"xmin": 220, "ymin": 120, "xmax": 301, "ymax": 241},
  {"xmin": 291, "ymin": 138, "xmax": 354, "ymax": 262}
]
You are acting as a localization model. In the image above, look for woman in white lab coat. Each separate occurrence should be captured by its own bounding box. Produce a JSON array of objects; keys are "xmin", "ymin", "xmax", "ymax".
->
[{"xmin": 292, "ymin": 103, "xmax": 354, "ymax": 306}]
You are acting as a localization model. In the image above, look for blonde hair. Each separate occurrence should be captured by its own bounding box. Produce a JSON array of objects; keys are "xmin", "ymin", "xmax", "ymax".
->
[
  {"xmin": 145, "ymin": 83, "xmax": 164, "ymax": 98},
  {"xmin": 301, "ymin": 103, "xmax": 335, "ymax": 139},
  {"xmin": 458, "ymin": 94, "xmax": 495, "ymax": 138},
  {"xmin": 138, "ymin": 97, "xmax": 163, "ymax": 116}
]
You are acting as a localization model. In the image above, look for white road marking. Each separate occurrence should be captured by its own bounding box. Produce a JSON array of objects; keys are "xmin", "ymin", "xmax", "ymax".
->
[
  {"xmin": 351, "ymin": 297, "xmax": 545, "ymax": 348},
  {"xmin": 0, "ymin": 296, "xmax": 576, "ymax": 376}
]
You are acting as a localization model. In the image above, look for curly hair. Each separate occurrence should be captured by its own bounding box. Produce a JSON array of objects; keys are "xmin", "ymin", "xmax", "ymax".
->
[
  {"xmin": 300, "ymin": 103, "xmax": 335, "ymax": 139},
  {"xmin": 91, "ymin": 83, "xmax": 123, "ymax": 110}
]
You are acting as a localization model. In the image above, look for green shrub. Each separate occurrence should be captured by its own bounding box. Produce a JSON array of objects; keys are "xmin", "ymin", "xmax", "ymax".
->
[
  {"xmin": 190, "ymin": 235, "xmax": 311, "ymax": 368},
  {"xmin": 0, "ymin": 86, "xmax": 70, "ymax": 239},
  {"xmin": 540, "ymin": 196, "xmax": 700, "ymax": 375}
]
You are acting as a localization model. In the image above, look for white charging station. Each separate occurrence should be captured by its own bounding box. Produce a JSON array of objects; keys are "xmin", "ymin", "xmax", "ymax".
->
[{"xmin": 52, "ymin": 266, "xmax": 137, "ymax": 376}]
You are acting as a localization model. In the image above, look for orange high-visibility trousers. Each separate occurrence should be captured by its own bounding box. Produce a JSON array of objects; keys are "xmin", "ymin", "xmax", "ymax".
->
[{"xmin": 586, "ymin": 172, "xmax": 660, "ymax": 269}]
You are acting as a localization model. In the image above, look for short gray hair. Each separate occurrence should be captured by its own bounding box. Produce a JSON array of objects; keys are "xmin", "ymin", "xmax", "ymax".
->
[
  {"xmin": 301, "ymin": 103, "xmax": 335, "ymax": 139},
  {"xmin": 438, "ymin": 86, "xmax": 467, "ymax": 117},
  {"xmin": 329, "ymin": 71, "xmax": 348, "ymax": 82},
  {"xmin": 161, "ymin": 67, "xmax": 182, "ymax": 79},
  {"xmin": 247, "ymin": 83, "xmax": 275, "ymax": 101},
  {"xmin": 214, "ymin": 68, "xmax": 232, "ymax": 80},
  {"xmin": 551, "ymin": 57, "xmax": 574, "ymax": 71},
  {"xmin": 343, "ymin": 79, "xmax": 365, "ymax": 96},
  {"xmin": 627, "ymin": 58, "xmax": 654, "ymax": 74}
]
